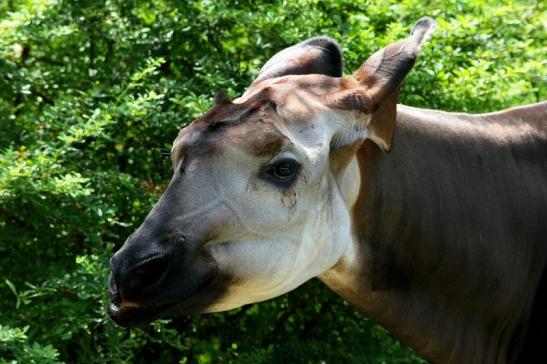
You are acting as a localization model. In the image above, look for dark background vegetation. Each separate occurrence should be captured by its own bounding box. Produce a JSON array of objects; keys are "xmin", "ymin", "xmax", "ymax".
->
[{"xmin": 1, "ymin": 0, "xmax": 544, "ymax": 363}]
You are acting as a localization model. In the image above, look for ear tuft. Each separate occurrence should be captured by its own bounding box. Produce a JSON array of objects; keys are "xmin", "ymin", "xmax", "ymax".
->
[{"xmin": 410, "ymin": 17, "xmax": 437, "ymax": 51}]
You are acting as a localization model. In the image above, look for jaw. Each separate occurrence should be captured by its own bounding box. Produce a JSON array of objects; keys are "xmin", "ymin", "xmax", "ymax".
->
[
  {"xmin": 206, "ymin": 206, "xmax": 356, "ymax": 307},
  {"xmin": 107, "ymin": 270, "xmax": 281, "ymax": 327},
  {"xmin": 108, "ymin": 267, "xmax": 229, "ymax": 327}
]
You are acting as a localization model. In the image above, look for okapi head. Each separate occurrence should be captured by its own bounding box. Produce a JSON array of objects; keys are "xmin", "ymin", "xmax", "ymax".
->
[{"xmin": 109, "ymin": 18, "xmax": 436, "ymax": 326}]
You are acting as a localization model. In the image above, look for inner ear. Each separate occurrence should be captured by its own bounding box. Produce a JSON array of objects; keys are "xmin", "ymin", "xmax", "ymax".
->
[
  {"xmin": 328, "ymin": 108, "xmax": 369, "ymax": 174},
  {"xmin": 254, "ymin": 36, "xmax": 343, "ymax": 83},
  {"xmin": 366, "ymin": 87, "xmax": 399, "ymax": 152},
  {"xmin": 329, "ymin": 138, "xmax": 365, "ymax": 175}
]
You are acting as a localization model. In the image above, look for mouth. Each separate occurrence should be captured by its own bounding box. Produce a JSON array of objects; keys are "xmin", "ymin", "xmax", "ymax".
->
[
  {"xmin": 108, "ymin": 300, "xmax": 177, "ymax": 327},
  {"xmin": 108, "ymin": 275, "xmax": 217, "ymax": 327}
]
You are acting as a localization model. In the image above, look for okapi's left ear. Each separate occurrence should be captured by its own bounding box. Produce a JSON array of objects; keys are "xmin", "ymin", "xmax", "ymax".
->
[
  {"xmin": 333, "ymin": 17, "xmax": 436, "ymax": 152},
  {"xmin": 254, "ymin": 36, "xmax": 343, "ymax": 83}
]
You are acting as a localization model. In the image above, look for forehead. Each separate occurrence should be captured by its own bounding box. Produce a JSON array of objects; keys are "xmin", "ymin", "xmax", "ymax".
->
[
  {"xmin": 171, "ymin": 74, "xmax": 345, "ymax": 164},
  {"xmin": 171, "ymin": 99, "xmax": 286, "ymax": 165}
]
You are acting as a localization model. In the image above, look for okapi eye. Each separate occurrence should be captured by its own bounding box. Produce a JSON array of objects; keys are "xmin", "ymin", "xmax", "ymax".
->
[
  {"xmin": 270, "ymin": 160, "xmax": 297, "ymax": 179},
  {"xmin": 263, "ymin": 158, "xmax": 299, "ymax": 188}
]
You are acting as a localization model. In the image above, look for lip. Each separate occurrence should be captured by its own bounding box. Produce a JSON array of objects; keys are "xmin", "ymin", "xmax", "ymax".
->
[
  {"xmin": 108, "ymin": 275, "xmax": 216, "ymax": 327},
  {"xmin": 108, "ymin": 299, "xmax": 182, "ymax": 327}
]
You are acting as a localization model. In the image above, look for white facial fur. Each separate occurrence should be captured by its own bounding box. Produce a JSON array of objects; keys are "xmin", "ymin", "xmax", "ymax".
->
[{"xmin": 179, "ymin": 98, "xmax": 367, "ymax": 312}]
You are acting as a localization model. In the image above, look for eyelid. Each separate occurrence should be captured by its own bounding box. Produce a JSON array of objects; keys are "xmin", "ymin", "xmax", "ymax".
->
[
  {"xmin": 258, "ymin": 152, "xmax": 301, "ymax": 189},
  {"xmin": 267, "ymin": 151, "xmax": 298, "ymax": 165}
]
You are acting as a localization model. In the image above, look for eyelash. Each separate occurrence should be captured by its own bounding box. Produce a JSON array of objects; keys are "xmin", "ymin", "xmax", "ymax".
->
[{"xmin": 260, "ymin": 158, "xmax": 300, "ymax": 188}]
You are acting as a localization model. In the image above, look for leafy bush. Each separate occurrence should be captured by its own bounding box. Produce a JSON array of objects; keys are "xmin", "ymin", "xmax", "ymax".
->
[{"xmin": 1, "ymin": 0, "xmax": 544, "ymax": 362}]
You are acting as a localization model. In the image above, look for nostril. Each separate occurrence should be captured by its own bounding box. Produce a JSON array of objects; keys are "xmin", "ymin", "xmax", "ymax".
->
[{"xmin": 129, "ymin": 256, "xmax": 169, "ymax": 293}]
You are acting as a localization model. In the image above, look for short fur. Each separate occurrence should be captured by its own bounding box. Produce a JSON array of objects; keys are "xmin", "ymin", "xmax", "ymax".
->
[{"xmin": 109, "ymin": 17, "xmax": 546, "ymax": 363}]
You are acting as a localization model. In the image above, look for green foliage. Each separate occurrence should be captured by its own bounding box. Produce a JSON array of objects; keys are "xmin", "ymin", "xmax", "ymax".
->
[
  {"xmin": 1, "ymin": 325, "xmax": 61, "ymax": 364},
  {"xmin": 0, "ymin": 0, "xmax": 544, "ymax": 363}
]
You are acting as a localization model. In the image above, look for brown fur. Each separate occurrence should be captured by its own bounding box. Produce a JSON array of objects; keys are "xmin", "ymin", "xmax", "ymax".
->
[
  {"xmin": 328, "ymin": 102, "xmax": 547, "ymax": 364},
  {"xmin": 112, "ymin": 18, "xmax": 547, "ymax": 363}
]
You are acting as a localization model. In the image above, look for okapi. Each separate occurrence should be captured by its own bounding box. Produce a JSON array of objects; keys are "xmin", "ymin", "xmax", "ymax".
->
[{"xmin": 108, "ymin": 18, "xmax": 547, "ymax": 363}]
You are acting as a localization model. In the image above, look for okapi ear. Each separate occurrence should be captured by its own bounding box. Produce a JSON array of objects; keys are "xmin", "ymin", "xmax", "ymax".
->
[
  {"xmin": 334, "ymin": 17, "xmax": 436, "ymax": 152},
  {"xmin": 254, "ymin": 36, "xmax": 343, "ymax": 83}
]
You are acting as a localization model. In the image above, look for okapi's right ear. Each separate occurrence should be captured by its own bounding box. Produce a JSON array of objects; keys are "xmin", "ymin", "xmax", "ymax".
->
[
  {"xmin": 330, "ymin": 17, "xmax": 436, "ymax": 152},
  {"xmin": 254, "ymin": 36, "xmax": 343, "ymax": 83}
]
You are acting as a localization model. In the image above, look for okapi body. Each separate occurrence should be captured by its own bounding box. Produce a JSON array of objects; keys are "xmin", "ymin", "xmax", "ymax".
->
[
  {"xmin": 322, "ymin": 103, "xmax": 547, "ymax": 363},
  {"xmin": 108, "ymin": 18, "xmax": 547, "ymax": 363}
]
